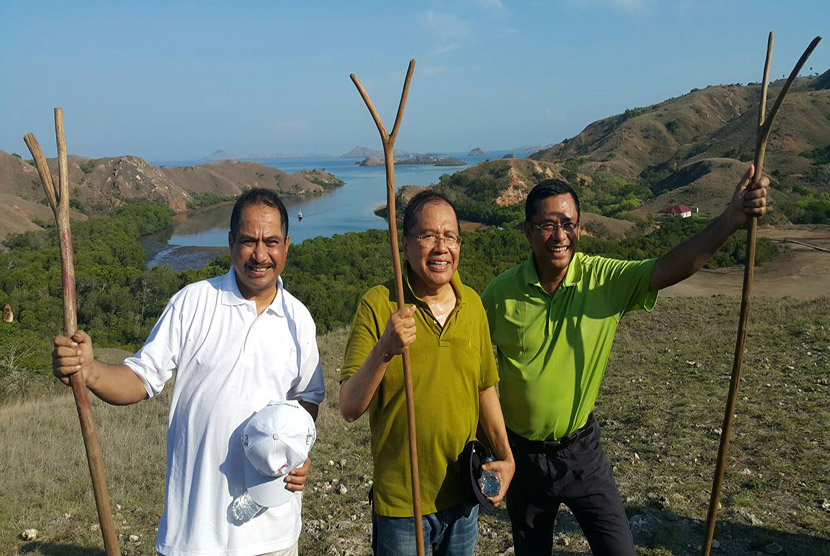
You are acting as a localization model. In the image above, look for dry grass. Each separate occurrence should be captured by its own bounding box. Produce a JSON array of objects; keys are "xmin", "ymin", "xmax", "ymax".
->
[{"xmin": 1, "ymin": 297, "xmax": 828, "ymax": 555}]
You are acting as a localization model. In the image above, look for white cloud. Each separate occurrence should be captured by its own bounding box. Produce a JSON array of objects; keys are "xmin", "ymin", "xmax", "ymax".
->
[
  {"xmin": 433, "ymin": 43, "xmax": 460, "ymax": 55},
  {"xmin": 419, "ymin": 11, "xmax": 470, "ymax": 39}
]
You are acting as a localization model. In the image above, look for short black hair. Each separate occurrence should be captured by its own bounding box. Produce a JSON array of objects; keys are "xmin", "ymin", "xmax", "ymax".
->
[
  {"xmin": 525, "ymin": 179, "xmax": 581, "ymax": 222},
  {"xmin": 229, "ymin": 188, "xmax": 289, "ymax": 238},
  {"xmin": 402, "ymin": 190, "xmax": 460, "ymax": 236}
]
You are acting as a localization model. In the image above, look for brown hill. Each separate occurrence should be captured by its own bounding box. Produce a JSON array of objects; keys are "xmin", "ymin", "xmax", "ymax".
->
[
  {"xmin": 292, "ymin": 169, "xmax": 345, "ymax": 188},
  {"xmin": 0, "ymin": 151, "xmax": 47, "ymax": 203},
  {"xmin": 162, "ymin": 160, "xmax": 323, "ymax": 202},
  {"xmin": 531, "ymin": 85, "xmax": 760, "ymax": 179},
  {"xmin": 527, "ymin": 75, "xmax": 830, "ymax": 219},
  {"xmin": 0, "ymin": 151, "xmax": 331, "ymax": 245},
  {"xmin": 634, "ymin": 158, "xmax": 748, "ymax": 218},
  {"xmin": 580, "ymin": 212, "xmax": 636, "ymax": 239},
  {"xmin": 0, "ymin": 153, "xmax": 325, "ymax": 211},
  {"xmin": 0, "ymin": 193, "xmax": 88, "ymax": 245},
  {"xmin": 439, "ymin": 158, "xmax": 569, "ymax": 205},
  {"xmin": 677, "ymin": 88, "xmax": 830, "ymax": 176},
  {"xmin": 809, "ymin": 68, "xmax": 830, "ymax": 91}
]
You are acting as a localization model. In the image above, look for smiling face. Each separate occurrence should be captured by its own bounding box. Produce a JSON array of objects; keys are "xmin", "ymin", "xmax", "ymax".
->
[
  {"xmin": 524, "ymin": 193, "xmax": 581, "ymax": 286},
  {"xmin": 229, "ymin": 203, "xmax": 290, "ymax": 307},
  {"xmin": 402, "ymin": 200, "xmax": 460, "ymax": 297}
]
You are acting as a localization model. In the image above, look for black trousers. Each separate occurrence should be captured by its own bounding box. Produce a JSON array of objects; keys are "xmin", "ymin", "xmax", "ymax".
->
[{"xmin": 505, "ymin": 416, "xmax": 635, "ymax": 556}]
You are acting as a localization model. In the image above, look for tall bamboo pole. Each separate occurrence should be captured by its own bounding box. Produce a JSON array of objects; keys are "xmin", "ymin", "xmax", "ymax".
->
[
  {"xmin": 701, "ymin": 34, "xmax": 821, "ymax": 556},
  {"xmin": 350, "ymin": 60, "xmax": 426, "ymax": 556},
  {"xmin": 24, "ymin": 108, "xmax": 120, "ymax": 555}
]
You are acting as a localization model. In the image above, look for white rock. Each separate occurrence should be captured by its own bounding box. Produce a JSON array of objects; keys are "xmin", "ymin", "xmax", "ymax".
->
[
  {"xmin": 20, "ymin": 529, "xmax": 38, "ymax": 541},
  {"xmin": 339, "ymin": 484, "xmax": 349, "ymax": 495},
  {"xmin": 128, "ymin": 534, "xmax": 139, "ymax": 542}
]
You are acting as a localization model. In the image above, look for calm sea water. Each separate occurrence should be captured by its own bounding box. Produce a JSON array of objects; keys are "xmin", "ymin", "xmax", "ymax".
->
[{"xmin": 143, "ymin": 151, "xmax": 516, "ymax": 270}]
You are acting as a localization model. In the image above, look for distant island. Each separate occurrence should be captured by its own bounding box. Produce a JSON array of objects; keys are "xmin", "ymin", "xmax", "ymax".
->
[
  {"xmin": 356, "ymin": 155, "xmax": 465, "ymax": 167},
  {"xmin": 469, "ymin": 147, "xmax": 485, "ymax": 156},
  {"xmin": 340, "ymin": 145, "xmax": 419, "ymax": 159}
]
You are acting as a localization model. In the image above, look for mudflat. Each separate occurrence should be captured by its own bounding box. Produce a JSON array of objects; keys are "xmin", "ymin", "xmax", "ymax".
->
[{"xmin": 663, "ymin": 225, "xmax": 830, "ymax": 300}]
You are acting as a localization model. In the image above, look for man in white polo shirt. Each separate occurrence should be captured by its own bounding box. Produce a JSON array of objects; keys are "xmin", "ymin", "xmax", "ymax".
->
[{"xmin": 52, "ymin": 189, "xmax": 325, "ymax": 556}]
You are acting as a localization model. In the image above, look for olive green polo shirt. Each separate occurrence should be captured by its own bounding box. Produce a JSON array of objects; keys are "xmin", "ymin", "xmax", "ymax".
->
[
  {"xmin": 340, "ymin": 264, "xmax": 498, "ymax": 517},
  {"xmin": 481, "ymin": 252, "xmax": 657, "ymax": 441}
]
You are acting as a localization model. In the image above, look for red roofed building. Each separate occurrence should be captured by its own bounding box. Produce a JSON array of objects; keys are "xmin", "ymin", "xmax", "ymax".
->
[{"xmin": 661, "ymin": 204, "xmax": 694, "ymax": 218}]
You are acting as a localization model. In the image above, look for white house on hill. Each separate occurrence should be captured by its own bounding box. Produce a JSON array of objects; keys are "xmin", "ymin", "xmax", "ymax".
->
[{"xmin": 661, "ymin": 204, "xmax": 694, "ymax": 218}]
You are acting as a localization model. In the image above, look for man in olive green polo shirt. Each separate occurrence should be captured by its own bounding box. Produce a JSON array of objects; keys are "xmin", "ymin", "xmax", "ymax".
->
[
  {"xmin": 481, "ymin": 166, "xmax": 768, "ymax": 556},
  {"xmin": 340, "ymin": 191, "xmax": 514, "ymax": 556}
]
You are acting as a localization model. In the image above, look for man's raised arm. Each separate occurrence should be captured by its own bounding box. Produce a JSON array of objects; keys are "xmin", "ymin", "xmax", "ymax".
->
[
  {"xmin": 53, "ymin": 329, "xmax": 148, "ymax": 406},
  {"xmin": 649, "ymin": 164, "xmax": 769, "ymax": 291}
]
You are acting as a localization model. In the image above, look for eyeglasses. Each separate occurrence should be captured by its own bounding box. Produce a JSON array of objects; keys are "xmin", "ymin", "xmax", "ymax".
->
[
  {"xmin": 527, "ymin": 221, "xmax": 579, "ymax": 236},
  {"xmin": 409, "ymin": 232, "xmax": 462, "ymax": 249}
]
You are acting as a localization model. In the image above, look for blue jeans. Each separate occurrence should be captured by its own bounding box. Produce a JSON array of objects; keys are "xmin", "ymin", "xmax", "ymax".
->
[{"xmin": 372, "ymin": 503, "xmax": 479, "ymax": 556}]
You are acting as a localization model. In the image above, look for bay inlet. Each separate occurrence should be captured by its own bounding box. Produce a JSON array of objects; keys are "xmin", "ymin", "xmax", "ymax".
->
[{"xmin": 142, "ymin": 152, "xmax": 508, "ymax": 270}]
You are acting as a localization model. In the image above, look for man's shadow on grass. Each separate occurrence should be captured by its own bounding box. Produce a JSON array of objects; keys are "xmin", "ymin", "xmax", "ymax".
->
[
  {"xmin": 544, "ymin": 504, "xmax": 830, "ymax": 556},
  {"xmin": 19, "ymin": 543, "xmax": 106, "ymax": 555}
]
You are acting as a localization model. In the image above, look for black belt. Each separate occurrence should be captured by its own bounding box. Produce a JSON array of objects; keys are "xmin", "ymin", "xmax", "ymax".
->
[{"xmin": 507, "ymin": 414, "xmax": 596, "ymax": 454}]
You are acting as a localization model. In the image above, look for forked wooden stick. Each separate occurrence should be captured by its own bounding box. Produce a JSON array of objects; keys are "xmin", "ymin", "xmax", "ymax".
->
[
  {"xmin": 351, "ymin": 60, "xmax": 426, "ymax": 556},
  {"xmin": 24, "ymin": 108, "xmax": 120, "ymax": 555},
  {"xmin": 701, "ymin": 33, "xmax": 821, "ymax": 556}
]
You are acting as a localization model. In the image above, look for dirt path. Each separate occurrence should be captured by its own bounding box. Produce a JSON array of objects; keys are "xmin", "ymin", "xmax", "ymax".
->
[{"xmin": 663, "ymin": 226, "xmax": 830, "ymax": 299}]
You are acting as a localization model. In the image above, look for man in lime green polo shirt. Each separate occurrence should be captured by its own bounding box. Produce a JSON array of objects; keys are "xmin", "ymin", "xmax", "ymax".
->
[
  {"xmin": 340, "ymin": 191, "xmax": 514, "ymax": 556},
  {"xmin": 481, "ymin": 166, "xmax": 768, "ymax": 556}
]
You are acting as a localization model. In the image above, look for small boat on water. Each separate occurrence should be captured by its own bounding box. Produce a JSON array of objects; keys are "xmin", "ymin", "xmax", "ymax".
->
[{"xmin": 297, "ymin": 210, "xmax": 303, "ymax": 221}]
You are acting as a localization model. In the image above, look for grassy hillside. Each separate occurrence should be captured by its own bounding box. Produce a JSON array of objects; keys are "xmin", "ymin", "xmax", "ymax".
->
[{"xmin": 1, "ymin": 296, "xmax": 828, "ymax": 555}]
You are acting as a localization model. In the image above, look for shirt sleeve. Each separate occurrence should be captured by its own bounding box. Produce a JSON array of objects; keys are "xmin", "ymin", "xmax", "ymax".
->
[
  {"xmin": 123, "ymin": 300, "xmax": 181, "ymax": 398},
  {"xmin": 480, "ymin": 284, "xmax": 496, "ymax": 342},
  {"xmin": 477, "ymin": 300, "xmax": 499, "ymax": 391},
  {"xmin": 288, "ymin": 310, "xmax": 325, "ymax": 406},
  {"xmin": 340, "ymin": 295, "xmax": 384, "ymax": 383},
  {"xmin": 598, "ymin": 256, "xmax": 659, "ymax": 315}
]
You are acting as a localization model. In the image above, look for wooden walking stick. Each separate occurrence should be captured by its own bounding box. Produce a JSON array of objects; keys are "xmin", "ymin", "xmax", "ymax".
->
[
  {"xmin": 701, "ymin": 34, "xmax": 821, "ymax": 556},
  {"xmin": 351, "ymin": 60, "xmax": 426, "ymax": 556},
  {"xmin": 24, "ymin": 108, "xmax": 120, "ymax": 555}
]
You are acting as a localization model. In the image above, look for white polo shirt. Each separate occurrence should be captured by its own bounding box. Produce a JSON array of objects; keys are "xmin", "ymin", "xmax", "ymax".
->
[{"xmin": 124, "ymin": 270, "xmax": 325, "ymax": 556}]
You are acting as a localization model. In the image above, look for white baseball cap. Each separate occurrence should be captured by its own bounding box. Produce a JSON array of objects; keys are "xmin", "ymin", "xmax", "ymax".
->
[{"xmin": 242, "ymin": 400, "xmax": 317, "ymax": 507}]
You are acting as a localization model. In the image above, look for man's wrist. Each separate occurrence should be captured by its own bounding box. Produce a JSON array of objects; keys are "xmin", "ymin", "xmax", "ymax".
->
[
  {"xmin": 84, "ymin": 360, "xmax": 100, "ymax": 390},
  {"xmin": 719, "ymin": 207, "xmax": 743, "ymax": 235},
  {"xmin": 376, "ymin": 340, "xmax": 395, "ymax": 363}
]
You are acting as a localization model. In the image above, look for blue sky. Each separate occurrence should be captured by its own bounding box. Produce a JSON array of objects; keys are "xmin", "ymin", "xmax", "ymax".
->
[{"xmin": 1, "ymin": 1, "xmax": 827, "ymax": 161}]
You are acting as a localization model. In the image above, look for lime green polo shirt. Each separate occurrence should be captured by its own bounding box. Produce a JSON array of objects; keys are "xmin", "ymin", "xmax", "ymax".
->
[
  {"xmin": 481, "ymin": 252, "xmax": 657, "ymax": 441},
  {"xmin": 341, "ymin": 264, "xmax": 498, "ymax": 517}
]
